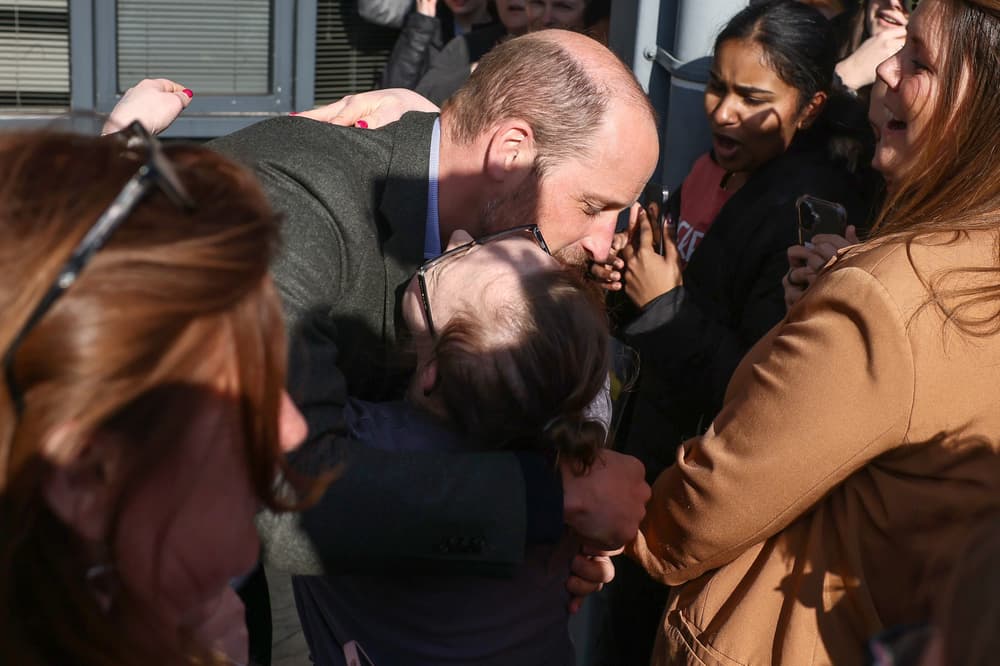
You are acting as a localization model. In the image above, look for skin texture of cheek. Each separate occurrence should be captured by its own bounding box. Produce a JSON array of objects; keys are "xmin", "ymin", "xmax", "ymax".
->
[
  {"xmin": 714, "ymin": 108, "xmax": 796, "ymax": 174},
  {"xmin": 480, "ymin": 179, "xmax": 541, "ymax": 239},
  {"xmin": 706, "ymin": 39, "xmax": 812, "ymax": 174},
  {"xmin": 111, "ymin": 403, "xmax": 261, "ymax": 628},
  {"xmin": 877, "ymin": 73, "xmax": 937, "ymax": 184}
]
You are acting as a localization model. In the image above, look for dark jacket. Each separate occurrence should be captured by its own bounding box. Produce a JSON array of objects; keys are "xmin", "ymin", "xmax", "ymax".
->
[
  {"xmin": 381, "ymin": 11, "xmax": 497, "ymax": 91},
  {"xmin": 415, "ymin": 23, "xmax": 507, "ymax": 104},
  {"xmin": 381, "ymin": 12, "xmax": 445, "ymax": 90},
  {"xmin": 295, "ymin": 400, "xmax": 575, "ymax": 666},
  {"xmin": 614, "ymin": 131, "xmax": 878, "ymax": 483}
]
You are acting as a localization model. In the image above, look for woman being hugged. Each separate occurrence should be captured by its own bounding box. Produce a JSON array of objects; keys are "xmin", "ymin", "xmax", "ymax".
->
[
  {"xmin": 294, "ymin": 228, "xmax": 614, "ymax": 666},
  {"xmin": 630, "ymin": 0, "xmax": 1000, "ymax": 663},
  {"xmin": 0, "ymin": 127, "xmax": 312, "ymax": 665}
]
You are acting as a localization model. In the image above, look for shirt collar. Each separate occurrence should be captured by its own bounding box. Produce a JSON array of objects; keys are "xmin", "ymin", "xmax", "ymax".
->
[{"xmin": 424, "ymin": 117, "xmax": 443, "ymax": 259}]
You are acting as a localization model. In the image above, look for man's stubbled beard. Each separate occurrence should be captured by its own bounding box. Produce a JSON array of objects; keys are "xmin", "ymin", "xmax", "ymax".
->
[
  {"xmin": 478, "ymin": 163, "xmax": 589, "ymax": 268},
  {"xmin": 479, "ymin": 163, "xmax": 542, "ymax": 238}
]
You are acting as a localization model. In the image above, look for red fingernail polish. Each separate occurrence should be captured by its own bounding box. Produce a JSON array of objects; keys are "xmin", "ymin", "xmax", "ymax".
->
[
  {"xmin": 182, "ymin": 88, "xmax": 193, "ymax": 98},
  {"xmin": 289, "ymin": 111, "xmax": 299, "ymax": 116},
  {"xmin": 355, "ymin": 120, "xmax": 369, "ymax": 129}
]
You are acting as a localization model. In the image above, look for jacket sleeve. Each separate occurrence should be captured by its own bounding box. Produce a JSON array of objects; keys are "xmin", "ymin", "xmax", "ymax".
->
[
  {"xmin": 257, "ymin": 436, "xmax": 534, "ymax": 576},
  {"xmin": 414, "ymin": 34, "xmax": 472, "ymax": 105},
  {"xmin": 628, "ymin": 265, "xmax": 915, "ymax": 585},
  {"xmin": 621, "ymin": 203, "xmax": 792, "ymax": 420},
  {"xmin": 358, "ymin": 0, "xmax": 411, "ymax": 29},
  {"xmin": 381, "ymin": 12, "xmax": 442, "ymax": 90}
]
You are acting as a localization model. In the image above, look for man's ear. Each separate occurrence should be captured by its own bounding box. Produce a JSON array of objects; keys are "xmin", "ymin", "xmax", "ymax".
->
[
  {"xmin": 484, "ymin": 119, "xmax": 537, "ymax": 183},
  {"xmin": 796, "ymin": 90, "xmax": 828, "ymax": 130},
  {"xmin": 417, "ymin": 359, "xmax": 439, "ymax": 398},
  {"xmin": 41, "ymin": 428, "xmax": 118, "ymax": 543}
]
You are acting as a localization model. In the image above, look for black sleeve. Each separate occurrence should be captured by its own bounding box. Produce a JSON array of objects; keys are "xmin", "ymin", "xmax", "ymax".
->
[
  {"xmin": 259, "ymin": 435, "xmax": 537, "ymax": 576},
  {"xmin": 414, "ymin": 34, "xmax": 472, "ymax": 105},
  {"xmin": 380, "ymin": 12, "xmax": 442, "ymax": 90},
  {"xmin": 622, "ymin": 205, "xmax": 791, "ymax": 419}
]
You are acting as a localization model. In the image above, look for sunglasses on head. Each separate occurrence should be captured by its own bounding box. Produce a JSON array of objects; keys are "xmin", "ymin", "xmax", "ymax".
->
[{"xmin": 3, "ymin": 121, "xmax": 195, "ymax": 416}]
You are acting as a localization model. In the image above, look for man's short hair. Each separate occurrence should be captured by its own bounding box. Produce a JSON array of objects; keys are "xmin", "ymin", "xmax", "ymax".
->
[{"xmin": 442, "ymin": 31, "xmax": 653, "ymax": 175}]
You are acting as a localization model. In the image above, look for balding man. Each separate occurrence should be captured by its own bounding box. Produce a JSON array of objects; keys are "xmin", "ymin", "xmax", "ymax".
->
[{"xmin": 211, "ymin": 28, "xmax": 657, "ymax": 657}]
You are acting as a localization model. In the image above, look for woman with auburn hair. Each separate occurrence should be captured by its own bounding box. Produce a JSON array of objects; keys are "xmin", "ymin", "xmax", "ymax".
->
[
  {"xmin": 627, "ymin": 0, "xmax": 1000, "ymax": 663},
  {"xmin": 0, "ymin": 126, "xmax": 313, "ymax": 665}
]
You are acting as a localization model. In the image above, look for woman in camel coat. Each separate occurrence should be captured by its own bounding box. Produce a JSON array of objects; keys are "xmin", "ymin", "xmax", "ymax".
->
[{"xmin": 624, "ymin": 0, "xmax": 1000, "ymax": 663}]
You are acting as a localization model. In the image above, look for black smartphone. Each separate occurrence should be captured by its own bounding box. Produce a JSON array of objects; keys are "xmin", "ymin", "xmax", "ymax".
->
[{"xmin": 796, "ymin": 195, "xmax": 847, "ymax": 245}]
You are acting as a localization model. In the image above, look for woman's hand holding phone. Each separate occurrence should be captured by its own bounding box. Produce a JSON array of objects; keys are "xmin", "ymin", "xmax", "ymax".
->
[{"xmin": 783, "ymin": 225, "xmax": 860, "ymax": 310}]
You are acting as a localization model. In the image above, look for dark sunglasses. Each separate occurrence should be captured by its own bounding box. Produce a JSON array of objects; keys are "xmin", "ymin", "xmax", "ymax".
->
[
  {"xmin": 2, "ymin": 121, "xmax": 195, "ymax": 416},
  {"xmin": 416, "ymin": 225, "xmax": 551, "ymax": 337}
]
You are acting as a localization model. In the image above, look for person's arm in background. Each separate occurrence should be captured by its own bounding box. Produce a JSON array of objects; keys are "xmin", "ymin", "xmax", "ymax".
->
[
  {"xmin": 835, "ymin": 24, "xmax": 906, "ymax": 93},
  {"xmin": 629, "ymin": 261, "xmax": 914, "ymax": 584},
  {"xmin": 414, "ymin": 33, "xmax": 475, "ymax": 106},
  {"xmin": 102, "ymin": 78, "xmax": 193, "ymax": 136},
  {"xmin": 381, "ymin": 0, "xmax": 443, "ymax": 90},
  {"xmin": 358, "ymin": 0, "xmax": 413, "ymax": 29}
]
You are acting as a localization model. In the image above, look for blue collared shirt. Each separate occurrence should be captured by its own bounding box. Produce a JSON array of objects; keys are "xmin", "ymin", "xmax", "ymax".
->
[{"xmin": 424, "ymin": 118, "xmax": 442, "ymax": 260}]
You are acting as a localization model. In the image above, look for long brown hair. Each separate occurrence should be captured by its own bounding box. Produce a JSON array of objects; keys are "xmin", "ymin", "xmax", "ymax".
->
[
  {"xmin": 0, "ymin": 130, "xmax": 309, "ymax": 664},
  {"xmin": 869, "ymin": 0, "xmax": 1000, "ymax": 332}
]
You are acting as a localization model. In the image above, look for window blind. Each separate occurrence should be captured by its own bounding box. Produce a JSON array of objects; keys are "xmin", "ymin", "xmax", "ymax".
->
[
  {"xmin": 314, "ymin": 0, "xmax": 397, "ymax": 104},
  {"xmin": 0, "ymin": 0, "xmax": 69, "ymax": 108},
  {"xmin": 117, "ymin": 0, "xmax": 271, "ymax": 95}
]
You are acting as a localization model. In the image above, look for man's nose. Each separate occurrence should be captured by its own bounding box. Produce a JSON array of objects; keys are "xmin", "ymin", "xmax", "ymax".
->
[{"xmin": 580, "ymin": 213, "xmax": 619, "ymax": 262}]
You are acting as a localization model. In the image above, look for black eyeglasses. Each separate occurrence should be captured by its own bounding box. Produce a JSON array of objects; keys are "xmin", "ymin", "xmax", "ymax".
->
[
  {"xmin": 2, "ymin": 121, "xmax": 195, "ymax": 416},
  {"xmin": 417, "ymin": 225, "xmax": 551, "ymax": 337}
]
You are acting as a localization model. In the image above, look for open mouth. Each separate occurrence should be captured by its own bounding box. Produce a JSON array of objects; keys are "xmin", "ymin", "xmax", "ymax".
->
[
  {"xmin": 886, "ymin": 112, "xmax": 907, "ymax": 132},
  {"xmin": 874, "ymin": 7, "xmax": 908, "ymax": 29},
  {"xmin": 712, "ymin": 133, "xmax": 742, "ymax": 162},
  {"xmin": 876, "ymin": 10, "xmax": 905, "ymax": 25},
  {"xmin": 714, "ymin": 134, "xmax": 740, "ymax": 150}
]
